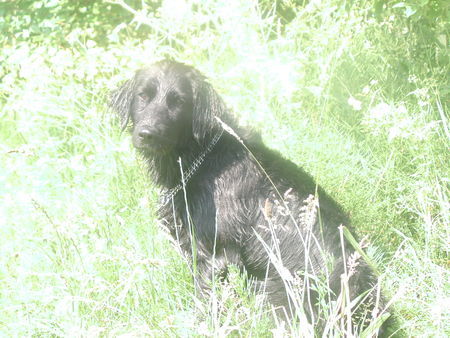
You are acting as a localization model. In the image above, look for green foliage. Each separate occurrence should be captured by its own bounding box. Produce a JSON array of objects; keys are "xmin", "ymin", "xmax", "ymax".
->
[
  {"xmin": 0, "ymin": 0, "xmax": 448, "ymax": 336},
  {"xmin": 391, "ymin": 0, "xmax": 449, "ymax": 22},
  {"xmin": 0, "ymin": 0, "xmax": 144, "ymax": 45}
]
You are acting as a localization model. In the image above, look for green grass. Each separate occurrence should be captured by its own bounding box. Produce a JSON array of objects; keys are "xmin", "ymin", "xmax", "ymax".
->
[{"xmin": 1, "ymin": 0, "xmax": 448, "ymax": 336}]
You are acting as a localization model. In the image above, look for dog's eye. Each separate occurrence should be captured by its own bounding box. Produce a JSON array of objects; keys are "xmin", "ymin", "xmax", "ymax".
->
[
  {"xmin": 138, "ymin": 92, "xmax": 148, "ymax": 101},
  {"xmin": 137, "ymin": 84, "xmax": 156, "ymax": 102},
  {"xmin": 167, "ymin": 92, "xmax": 184, "ymax": 109}
]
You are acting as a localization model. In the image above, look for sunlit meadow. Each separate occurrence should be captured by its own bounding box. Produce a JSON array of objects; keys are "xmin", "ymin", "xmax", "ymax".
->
[{"xmin": 0, "ymin": 0, "xmax": 448, "ymax": 336}]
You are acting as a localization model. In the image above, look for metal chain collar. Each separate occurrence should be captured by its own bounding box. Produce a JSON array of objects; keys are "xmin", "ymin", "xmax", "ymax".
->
[{"xmin": 159, "ymin": 128, "xmax": 224, "ymax": 207}]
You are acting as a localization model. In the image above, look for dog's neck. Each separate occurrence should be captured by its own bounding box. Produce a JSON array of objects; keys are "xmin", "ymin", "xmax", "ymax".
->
[
  {"xmin": 159, "ymin": 129, "xmax": 224, "ymax": 206},
  {"xmin": 143, "ymin": 128, "xmax": 225, "ymax": 191}
]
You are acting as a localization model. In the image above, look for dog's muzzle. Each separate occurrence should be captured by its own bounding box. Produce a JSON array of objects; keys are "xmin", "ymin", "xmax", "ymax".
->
[{"xmin": 132, "ymin": 126, "xmax": 171, "ymax": 152}]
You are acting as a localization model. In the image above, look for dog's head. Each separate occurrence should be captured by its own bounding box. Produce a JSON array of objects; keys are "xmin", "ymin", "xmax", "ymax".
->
[{"xmin": 110, "ymin": 60, "xmax": 225, "ymax": 153}]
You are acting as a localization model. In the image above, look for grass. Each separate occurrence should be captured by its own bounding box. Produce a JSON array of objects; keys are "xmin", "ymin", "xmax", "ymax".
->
[{"xmin": 1, "ymin": 0, "xmax": 448, "ymax": 336}]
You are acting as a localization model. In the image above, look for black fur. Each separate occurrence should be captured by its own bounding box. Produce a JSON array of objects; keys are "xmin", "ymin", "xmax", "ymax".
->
[{"xmin": 111, "ymin": 60, "xmax": 389, "ymax": 333}]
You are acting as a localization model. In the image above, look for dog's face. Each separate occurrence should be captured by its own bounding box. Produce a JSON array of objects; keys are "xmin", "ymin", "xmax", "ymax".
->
[
  {"xmin": 128, "ymin": 65, "xmax": 195, "ymax": 153},
  {"xmin": 111, "ymin": 60, "xmax": 224, "ymax": 153}
]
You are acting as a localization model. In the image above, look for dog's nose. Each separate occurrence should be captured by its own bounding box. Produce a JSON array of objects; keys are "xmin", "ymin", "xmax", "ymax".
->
[{"xmin": 138, "ymin": 127, "xmax": 154, "ymax": 141}]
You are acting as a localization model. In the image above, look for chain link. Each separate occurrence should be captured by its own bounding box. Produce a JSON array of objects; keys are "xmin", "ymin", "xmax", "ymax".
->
[{"xmin": 159, "ymin": 128, "xmax": 224, "ymax": 208}]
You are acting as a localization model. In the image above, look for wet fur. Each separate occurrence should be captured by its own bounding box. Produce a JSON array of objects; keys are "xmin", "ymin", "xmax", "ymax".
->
[{"xmin": 111, "ymin": 60, "xmax": 389, "ymax": 333}]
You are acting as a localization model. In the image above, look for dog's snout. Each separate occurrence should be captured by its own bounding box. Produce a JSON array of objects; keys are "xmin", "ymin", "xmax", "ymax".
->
[
  {"xmin": 133, "ymin": 125, "xmax": 168, "ymax": 152},
  {"xmin": 138, "ymin": 127, "xmax": 154, "ymax": 140}
]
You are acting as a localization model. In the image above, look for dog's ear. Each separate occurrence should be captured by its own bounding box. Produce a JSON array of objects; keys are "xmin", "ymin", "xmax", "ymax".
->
[
  {"xmin": 109, "ymin": 79, "xmax": 135, "ymax": 131},
  {"xmin": 190, "ymin": 74, "xmax": 225, "ymax": 145}
]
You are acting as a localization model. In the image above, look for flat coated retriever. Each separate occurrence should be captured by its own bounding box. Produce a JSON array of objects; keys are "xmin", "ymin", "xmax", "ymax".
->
[{"xmin": 110, "ymin": 60, "xmax": 391, "ymax": 334}]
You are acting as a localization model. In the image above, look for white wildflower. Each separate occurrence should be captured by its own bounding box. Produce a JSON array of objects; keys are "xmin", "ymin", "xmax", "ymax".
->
[{"xmin": 348, "ymin": 96, "xmax": 362, "ymax": 111}]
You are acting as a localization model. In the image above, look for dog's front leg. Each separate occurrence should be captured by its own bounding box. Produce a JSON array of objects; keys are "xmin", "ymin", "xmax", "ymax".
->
[
  {"xmin": 193, "ymin": 255, "xmax": 227, "ymax": 298},
  {"xmin": 193, "ymin": 246, "xmax": 242, "ymax": 298}
]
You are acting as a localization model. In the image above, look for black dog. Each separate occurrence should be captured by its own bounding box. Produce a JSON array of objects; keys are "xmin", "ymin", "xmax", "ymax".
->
[{"xmin": 111, "ymin": 60, "xmax": 388, "ymax": 333}]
